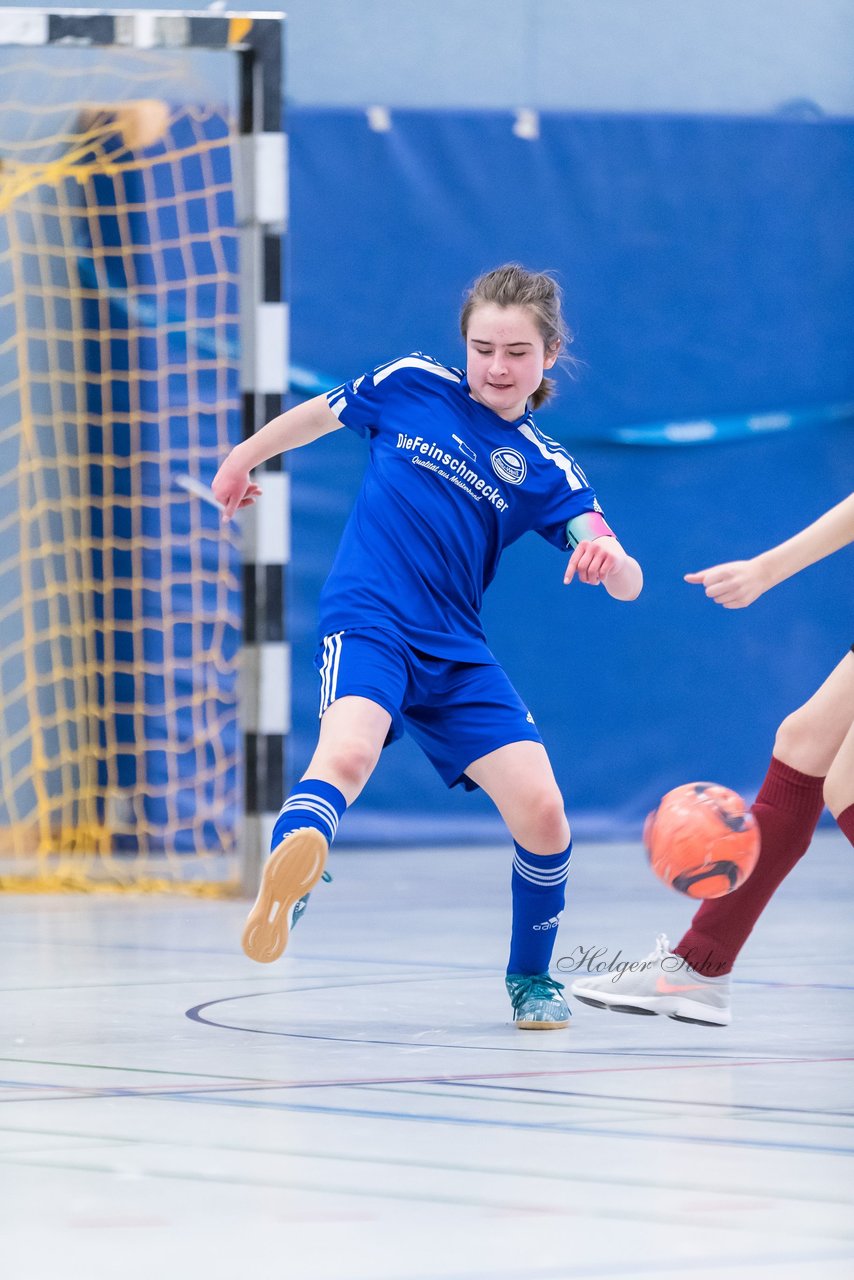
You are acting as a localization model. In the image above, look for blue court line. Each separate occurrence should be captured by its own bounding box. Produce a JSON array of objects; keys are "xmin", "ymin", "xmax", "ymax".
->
[
  {"xmin": 363, "ymin": 1083, "xmax": 854, "ymax": 1139},
  {"xmin": 7, "ymin": 1045, "xmax": 852, "ymax": 1108},
  {"xmin": 423, "ymin": 1079, "xmax": 854, "ymax": 1122},
  {"xmin": 8, "ymin": 1070, "xmax": 851, "ymax": 1126},
  {"xmin": 6, "ymin": 1071, "xmax": 849, "ymax": 1157},
  {"xmin": 113, "ymin": 1089, "xmax": 854, "ymax": 1157},
  {"xmin": 8, "ymin": 1041, "xmax": 851, "ymax": 1096},
  {"xmin": 1, "ymin": 1115, "xmax": 851, "ymax": 1211},
  {"xmin": 7, "ymin": 1076, "xmax": 850, "ymax": 1159}
]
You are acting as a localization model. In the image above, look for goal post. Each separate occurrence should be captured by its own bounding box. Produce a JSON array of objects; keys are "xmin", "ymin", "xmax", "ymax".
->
[{"xmin": 0, "ymin": 9, "xmax": 288, "ymax": 894}]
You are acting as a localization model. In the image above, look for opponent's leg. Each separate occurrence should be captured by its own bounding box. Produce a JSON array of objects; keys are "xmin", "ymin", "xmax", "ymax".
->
[
  {"xmin": 242, "ymin": 696, "xmax": 391, "ymax": 963},
  {"xmin": 675, "ymin": 651, "xmax": 854, "ymax": 977},
  {"xmin": 571, "ymin": 653, "xmax": 854, "ymax": 1025},
  {"xmin": 824, "ymin": 715, "xmax": 854, "ymax": 846},
  {"xmin": 466, "ymin": 741, "xmax": 572, "ymax": 1029}
]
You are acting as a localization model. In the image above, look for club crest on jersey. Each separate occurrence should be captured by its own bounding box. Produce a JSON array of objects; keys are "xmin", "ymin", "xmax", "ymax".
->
[{"xmin": 490, "ymin": 447, "xmax": 527, "ymax": 485}]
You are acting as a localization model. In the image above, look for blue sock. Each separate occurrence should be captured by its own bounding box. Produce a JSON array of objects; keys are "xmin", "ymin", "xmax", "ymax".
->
[
  {"xmin": 507, "ymin": 840, "xmax": 572, "ymax": 975},
  {"xmin": 271, "ymin": 778, "xmax": 347, "ymax": 852}
]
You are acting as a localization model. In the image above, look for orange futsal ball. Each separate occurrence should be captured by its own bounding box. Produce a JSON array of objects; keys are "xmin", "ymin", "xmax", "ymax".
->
[{"xmin": 643, "ymin": 782, "xmax": 760, "ymax": 899}]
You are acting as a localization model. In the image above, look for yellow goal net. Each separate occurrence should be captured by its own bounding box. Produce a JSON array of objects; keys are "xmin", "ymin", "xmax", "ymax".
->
[{"xmin": 0, "ymin": 28, "xmax": 255, "ymax": 892}]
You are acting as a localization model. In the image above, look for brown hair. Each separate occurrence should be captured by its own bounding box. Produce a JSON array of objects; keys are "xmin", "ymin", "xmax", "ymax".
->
[{"xmin": 459, "ymin": 263, "xmax": 576, "ymax": 410}]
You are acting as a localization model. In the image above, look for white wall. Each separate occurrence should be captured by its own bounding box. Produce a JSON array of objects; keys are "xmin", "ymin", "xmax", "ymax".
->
[{"xmin": 0, "ymin": 0, "xmax": 851, "ymax": 114}]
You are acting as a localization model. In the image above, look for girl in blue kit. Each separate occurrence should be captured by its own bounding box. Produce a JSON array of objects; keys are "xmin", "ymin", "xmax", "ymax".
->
[{"xmin": 213, "ymin": 264, "xmax": 643, "ymax": 1029}]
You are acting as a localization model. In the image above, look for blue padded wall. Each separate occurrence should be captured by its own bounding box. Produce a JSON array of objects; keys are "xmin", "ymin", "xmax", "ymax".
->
[{"xmin": 287, "ymin": 107, "xmax": 853, "ymax": 842}]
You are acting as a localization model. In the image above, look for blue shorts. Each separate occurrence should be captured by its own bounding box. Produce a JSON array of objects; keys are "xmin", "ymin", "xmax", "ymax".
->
[{"xmin": 314, "ymin": 627, "xmax": 542, "ymax": 790}]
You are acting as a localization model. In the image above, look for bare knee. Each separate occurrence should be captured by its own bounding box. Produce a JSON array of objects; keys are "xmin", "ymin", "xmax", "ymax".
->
[
  {"xmin": 511, "ymin": 786, "xmax": 570, "ymax": 855},
  {"xmin": 308, "ymin": 736, "xmax": 380, "ymax": 800}
]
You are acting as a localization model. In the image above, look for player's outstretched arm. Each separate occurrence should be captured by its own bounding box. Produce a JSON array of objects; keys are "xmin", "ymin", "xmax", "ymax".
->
[
  {"xmin": 685, "ymin": 491, "xmax": 854, "ymax": 609},
  {"xmin": 564, "ymin": 537, "xmax": 643, "ymax": 601},
  {"xmin": 212, "ymin": 395, "xmax": 342, "ymax": 521}
]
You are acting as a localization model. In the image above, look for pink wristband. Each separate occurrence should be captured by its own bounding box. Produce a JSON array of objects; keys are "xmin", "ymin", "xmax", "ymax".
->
[{"xmin": 566, "ymin": 511, "xmax": 615, "ymax": 549}]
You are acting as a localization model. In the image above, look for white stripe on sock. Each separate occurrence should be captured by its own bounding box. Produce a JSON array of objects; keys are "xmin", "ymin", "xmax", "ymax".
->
[
  {"xmin": 277, "ymin": 797, "xmax": 338, "ymax": 828},
  {"xmin": 513, "ymin": 861, "xmax": 570, "ymax": 885},
  {"xmin": 513, "ymin": 854, "xmax": 570, "ymax": 886},
  {"xmin": 284, "ymin": 793, "xmax": 340, "ymax": 832},
  {"xmin": 276, "ymin": 808, "xmax": 335, "ymax": 841},
  {"xmin": 277, "ymin": 797, "xmax": 339, "ymax": 839}
]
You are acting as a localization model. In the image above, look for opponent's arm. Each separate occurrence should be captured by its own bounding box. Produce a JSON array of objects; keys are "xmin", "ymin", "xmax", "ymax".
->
[
  {"xmin": 685, "ymin": 491, "xmax": 854, "ymax": 609},
  {"xmin": 212, "ymin": 394, "xmax": 342, "ymax": 520}
]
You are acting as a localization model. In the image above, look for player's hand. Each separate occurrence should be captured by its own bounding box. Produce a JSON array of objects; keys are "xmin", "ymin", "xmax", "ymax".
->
[
  {"xmin": 564, "ymin": 538, "xmax": 625, "ymax": 587},
  {"xmin": 684, "ymin": 558, "xmax": 771, "ymax": 608},
  {"xmin": 212, "ymin": 451, "xmax": 262, "ymax": 522}
]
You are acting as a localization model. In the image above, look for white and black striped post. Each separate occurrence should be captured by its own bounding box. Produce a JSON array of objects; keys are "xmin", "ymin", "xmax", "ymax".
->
[{"xmin": 234, "ymin": 15, "xmax": 289, "ymax": 895}]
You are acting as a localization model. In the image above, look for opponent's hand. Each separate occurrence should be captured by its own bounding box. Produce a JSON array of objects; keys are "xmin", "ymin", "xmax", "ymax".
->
[
  {"xmin": 564, "ymin": 538, "xmax": 625, "ymax": 587},
  {"xmin": 684, "ymin": 558, "xmax": 771, "ymax": 608},
  {"xmin": 212, "ymin": 451, "xmax": 262, "ymax": 521}
]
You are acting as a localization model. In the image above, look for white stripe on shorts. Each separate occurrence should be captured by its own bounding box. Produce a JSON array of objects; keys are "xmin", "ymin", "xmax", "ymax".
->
[{"xmin": 319, "ymin": 632, "xmax": 344, "ymax": 715}]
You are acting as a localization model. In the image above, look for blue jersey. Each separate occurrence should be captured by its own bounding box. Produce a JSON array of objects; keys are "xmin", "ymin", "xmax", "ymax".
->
[{"xmin": 319, "ymin": 353, "xmax": 605, "ymax": 662}]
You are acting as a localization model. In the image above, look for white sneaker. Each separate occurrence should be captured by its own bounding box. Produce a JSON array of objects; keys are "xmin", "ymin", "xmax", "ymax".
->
[{"xmin": 570, "ymin": 934, "xmax": 731, "ymax": 1026}]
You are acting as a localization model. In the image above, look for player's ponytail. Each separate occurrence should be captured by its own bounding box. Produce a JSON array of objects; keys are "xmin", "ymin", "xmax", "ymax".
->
[{"xmin": 459, "ymin": 264, "xmax": 578, "ymax": 410}]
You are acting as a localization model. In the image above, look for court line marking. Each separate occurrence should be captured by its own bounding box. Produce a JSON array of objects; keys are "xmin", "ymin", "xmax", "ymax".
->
[
  {"xmin": 0, "ymin": 966, "xmax": 452, "ymax": 995},
  {"xmin": 2, "ymin": 1088, "xmax": 852, "ymax": 1162},
  {"xmin": 1, "ymin": 1118, "xmax": 852, "ymax": 1207},
  {"xmin": 365, "ymin": 1080, "xmax": 854, "ymax": 1126},
  {"xmin": 1, "ymin": 1146, "xmax": 852, "ymax": 1242},
  {"xmin": 4, "ymin": 1050, "xmax": 854, "ymax": 1103},
  {"xmin": 185, "ymin": 985, "xmax": 854, "ymax": 1066},
  {"xmin": 3, "ymin": 1072, "xmax": 854, "ymax": 1159},
  {"xmin": 139, "ymin": 1092, "xmax": 854, "ymax": 1157}
]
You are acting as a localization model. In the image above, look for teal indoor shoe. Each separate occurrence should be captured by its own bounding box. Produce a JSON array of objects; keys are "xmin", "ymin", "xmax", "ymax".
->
[{"xmin": 506, "ymin": 972, "xmax": 570, "ymax": 1030}]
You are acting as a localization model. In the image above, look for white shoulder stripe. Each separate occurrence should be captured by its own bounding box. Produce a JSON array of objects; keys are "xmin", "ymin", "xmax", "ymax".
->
[
  {"xmin": 373, "ymin": 356, "xmax": 462, "ymax": 386},
  {"xmin": 517, "ymin": 422, "xmax": 586, "ymax": 492}
]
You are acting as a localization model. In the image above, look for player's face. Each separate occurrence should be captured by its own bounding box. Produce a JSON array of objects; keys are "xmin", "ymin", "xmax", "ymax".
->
[{"xmin": 465, "ymin": 303, "xmax": 559, "ymax": 421}]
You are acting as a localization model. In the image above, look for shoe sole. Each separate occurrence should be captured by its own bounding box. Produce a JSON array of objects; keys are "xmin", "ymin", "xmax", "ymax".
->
[
  {"xmin": 572, "ymin": 990, "xmax": 730, "ymax": 1027},
  {"xmin": 515, "ymin": 1018, "xmax": 570, "ymax": 1030},
  {"xmin": 241, "ymin": 827, "xmax": 328, "ymax": 964}
]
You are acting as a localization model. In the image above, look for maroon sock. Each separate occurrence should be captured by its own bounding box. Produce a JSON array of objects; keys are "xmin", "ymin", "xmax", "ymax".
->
[
  {"xmin": 836, "ymin": 803, "xmax": 854, "ymax": 847},
  {"xmin": 674, "ymin": 757, "xmax": 825, "ymax": 976}
]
